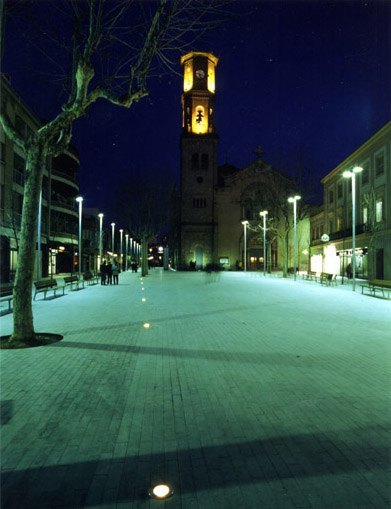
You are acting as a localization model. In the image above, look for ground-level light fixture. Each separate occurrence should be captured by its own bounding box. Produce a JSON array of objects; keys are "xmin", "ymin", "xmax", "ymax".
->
[
  {"xmin": 149, "ymin": 483, "xmax": 174, "ymax": 500},
  {"xmin": 142, "ymin": 298, "xmax": 146, "ymax": 302},
  {"xmin": 143, "ymin": 322, "xmax": 151, "ymax": 329}
]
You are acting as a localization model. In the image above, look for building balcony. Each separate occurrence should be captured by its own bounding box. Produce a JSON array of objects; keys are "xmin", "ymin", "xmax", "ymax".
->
[
  {"xmin": 51, "ymin": 169, "xmax": 79, "ymax": 189},
  {"xmin": 329, "ymin": 224, "xmax": 366, "ymax": 241},
  {"xmin": 51, "ymin": 199, "xmax": 78, "ymax": 216}
]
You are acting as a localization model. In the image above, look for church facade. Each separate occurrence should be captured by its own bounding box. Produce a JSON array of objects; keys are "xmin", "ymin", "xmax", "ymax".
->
[{"xmin": 178, "ymin": 52, "xmax": 309, "ymax": 272}]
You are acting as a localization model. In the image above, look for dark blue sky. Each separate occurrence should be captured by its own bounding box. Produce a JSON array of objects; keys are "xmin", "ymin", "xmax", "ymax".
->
[{"xmin": 3, "ymin": 1, "xmax": 390, "ymax": 221}]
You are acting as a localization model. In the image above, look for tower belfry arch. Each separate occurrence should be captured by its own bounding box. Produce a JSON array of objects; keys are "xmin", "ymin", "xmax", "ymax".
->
[{"xmin": 179, "ymin": 51, "xmax": 219, "ymax": 268}]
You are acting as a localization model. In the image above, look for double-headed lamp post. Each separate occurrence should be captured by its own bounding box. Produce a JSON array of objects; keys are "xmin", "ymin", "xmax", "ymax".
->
[
  {"xmin": 343, "ymin": 166, "xmax": 363, "ymax": 292},
  {"xmin": 288, "ymin": 195, "xmax": 301, "ymax": 281},
  {"xmin": 241, "ymin": 220, "xmax": 249, "ymax": 272},
  {"xmin": 76, "ymin": 196, "xmax": 83, "ymax": 278},
  {"xmin": 260, "ymin": 210, "xmax": 268, "ymax": 277},
  {"xmin": 119, "ymin": 229, "xmax": 123, "ymax": 270},
  {"xmin": 111, "ymin": 222, "xmax": 115, "ymax": 254},
  {"xmin": 98, "ymin": 212, "xmax": 104, "ymax": 266}
]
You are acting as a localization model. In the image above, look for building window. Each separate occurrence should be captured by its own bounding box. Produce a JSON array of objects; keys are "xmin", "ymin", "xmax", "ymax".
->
[
  {"xmin": 13, "ymin": 153, "xmax": 25, "ymax": 186},
  {"xmin": 193, "ymin": 197, "xmax": 206, "ymax": 208},
  {"xmin": 363, "ymin": 206, "xmax": 368, "ymax": 224},
  {"xmin": 337, "ymin": 183, "xmax": 342, "ymax": 199},
  {"xmin": 329, "ymin": 190, "xmax": 334, "ymax": 204},
  {"xmin": 376, "ymin": 199, "xmax": 383, "ymax": 222},
  {"xmin": 337, "ymin": 217, "xmax": 343, "ymax": 231},
  {"xmin": 0, "ymin": 142, "xmax": 5, "ymax": 163},
  {"xmin": 15, "ymin": 115, "xmax": 26, "ymax": 138},
  {"xmin": 191, "ymin": 153, "xmax": 199, "ymax": 170},
  {"xmin": 361, "ymin": 165, "xmax": 369, "ymax": 185},
  {"xmin": 201, "ymin": 153, "xmax": 208, "ymax": 171},
  {"xmin": 329, "ymin": 220, "xmax": 333, "ymax": 234},
  {"xmin": 375, "ymin": 154, "xmax": 384, "ymax": 176}
]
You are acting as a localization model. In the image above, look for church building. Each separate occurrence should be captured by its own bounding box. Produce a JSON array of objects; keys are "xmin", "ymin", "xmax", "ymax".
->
[{"xmin": 178, "ymin": 52, "xmax": 309, "ymax": 272}]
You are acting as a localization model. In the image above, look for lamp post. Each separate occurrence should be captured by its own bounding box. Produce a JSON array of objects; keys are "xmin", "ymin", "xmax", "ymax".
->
[
  {"xmin": 260, "ymin": 210, "xmax": 268, "ymax": 277},
  {"xmin": 241, "ymin": 220, "xmax": 249, "ymax": 272},
  {"xmin": 111, "ymin": 222, "xmax": 115, "ymax": 254},
  {"xmin": 125, "ymin": 234, "xmax": 129, "ymax": 271},
  {"xmin": 288, "ymin": 195, "xmax": 301, "ymax": 280},
  {"xmin": 76, "ymin": 196, "xmax": 83, "ymax": 278},
  {"xmin": 130, "ymin": 238, "xmax": 133, "ymax": 260},
  {"xmin": 98, "ymin": 212, "xmax": 104, "ymax": 267},
  {"xmin": 119, "ymin": 229, "xmax": 123, "ymax": 270},
  {"xmin": 37, "ymin": 190, "xmax": 42, "ymax": 281},
  {"xmin": 343, "ymin": 166, "xmax": 363, "ymax": 291}
]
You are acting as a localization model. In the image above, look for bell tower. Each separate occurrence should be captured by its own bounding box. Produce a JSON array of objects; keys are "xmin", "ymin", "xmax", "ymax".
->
[{"xmin": 179, "ymin": 51, "xmax": 219, "ymax": 269}]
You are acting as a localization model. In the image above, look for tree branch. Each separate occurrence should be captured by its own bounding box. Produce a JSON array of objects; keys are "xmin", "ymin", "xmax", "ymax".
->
[{"xmin": 0, "ymin": 112, "xmax": 26, "ymax": 152}]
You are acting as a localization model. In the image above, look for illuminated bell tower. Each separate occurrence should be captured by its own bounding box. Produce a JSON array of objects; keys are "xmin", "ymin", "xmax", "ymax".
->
[{"xmin": 179, "ymin": 51, "xmax": 219, "ymax": 268}]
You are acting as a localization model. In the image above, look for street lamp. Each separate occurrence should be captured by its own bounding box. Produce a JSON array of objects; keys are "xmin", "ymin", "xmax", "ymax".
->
[
  {"xmin": 241, "ymin": 220, "xmax": 249, "ymax": 272},
  {"xmin": 125, "ymin": 234, "xmax": 129, "ymax": 271},
  {"xmin": 119, "ymin": 229, "xmax": 123, "ymax": 270},
  {"xmin": 76, "ymin": 196, "xmax": 83, "ymax": 278},
  {"xmin": 343, "ymin": 166, "xmax": 363, "ymax": 291},
  {"xmin": 259, "ymin": 210, "xmax": 268, "ymax": 277},
  {"xmin": 98, "ymin": 212, "xmax": 104, "ymax": 267},
  {"xmin": 111, "ymin": 222, "xmax": 115, "ymax": 254},
  {"xmin": 288, "ymin": 195, "xmax": 301, "ymax": 280}
]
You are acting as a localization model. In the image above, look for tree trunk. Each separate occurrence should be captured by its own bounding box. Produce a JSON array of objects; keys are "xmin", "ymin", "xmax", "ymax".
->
[
  {"xmin": 282, "ymin": 232, "xmax": 289, "ymax": 277},
  {"xmin": 12, "ymin": 144, "xmax": 46, "ymax": 342},
  {"xmin": 141, "ymin": 236, "xmax": 149, "ymax": 277}
]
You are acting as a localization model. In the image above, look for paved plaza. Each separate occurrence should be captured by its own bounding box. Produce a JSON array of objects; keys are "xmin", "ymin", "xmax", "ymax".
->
[{"xmin": 0, "ymin": 269, "xmax": 390, "ymax": 508}]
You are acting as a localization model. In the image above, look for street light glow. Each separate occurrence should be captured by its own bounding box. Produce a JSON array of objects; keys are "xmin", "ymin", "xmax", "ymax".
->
[{"xmin": 75, "ymin": 196, "xmax": 83, "ymax": 203}]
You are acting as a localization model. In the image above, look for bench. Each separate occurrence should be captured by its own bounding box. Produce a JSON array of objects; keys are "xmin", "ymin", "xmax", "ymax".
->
[
  {"xmin": 33, "ymin": 279, "xmax": 65, "ymax": 300},
  {"xmin": 83, "ymin": 272, "xmax": 98, "ymax": 286},
  {"xmin": 302, "ymin": 271, "xmax": 318, "ymax": 282},
  {"xmin": 320, "ymin": 272, "xmax": 337, "ymax": 286},
  {"xmin": 64, "ymin": 275, "xmax": 85, "ymax": 291},
  {"xmin": 361, "ymin": 279, "xmax": 391, "ymax": 299},
  {"xmin": 0, "ymin": 284, "xmax": 14, "ymax": 313}
]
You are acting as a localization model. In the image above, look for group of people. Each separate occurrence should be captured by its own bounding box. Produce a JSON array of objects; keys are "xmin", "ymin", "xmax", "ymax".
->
[{"xmin": 100, "ymin": 260, "xmax": 120, "ymax": 285}]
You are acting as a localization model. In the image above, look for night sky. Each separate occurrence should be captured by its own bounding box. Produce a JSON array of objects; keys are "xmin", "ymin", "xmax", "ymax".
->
[{"xmin": 2, "ymin": 1, "xmax": 390, "ymax": 223}]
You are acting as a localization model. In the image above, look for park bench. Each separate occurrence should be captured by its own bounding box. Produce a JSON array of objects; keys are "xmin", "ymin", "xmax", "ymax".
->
[
  {"xmin": 0, "ymin": 284, "xmax": 14, "ymax": 313},
  {"xmin": 83, "ymin": 271, "xmax": 98, "ymax": 286},
  {"xmin": 64, "ymin": 275, "xmax": 85, "ymax": 291},
  {"xmin": 320, "ymin": 272, "xmax": 337, "ymax": 286},
  {"xmin": 302, "ymin": 270, "xmax": 318, "ymax": 282},
  {"xmin": 361, "ymin": 279, "xmax": 391, "ymax": 299},
  {"xmin": 33, "ymin": 279, "xmax": 65, "ymax": 300}
]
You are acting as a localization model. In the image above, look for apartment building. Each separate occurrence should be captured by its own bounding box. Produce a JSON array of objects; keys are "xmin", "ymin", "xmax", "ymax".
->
[
  {"xmin": 310, "ymin": 121, "xmax": 391, "ymax": 279},
  {"xmin": 0, "ymin": 75, "xmax": 81, "ymax": 282}
]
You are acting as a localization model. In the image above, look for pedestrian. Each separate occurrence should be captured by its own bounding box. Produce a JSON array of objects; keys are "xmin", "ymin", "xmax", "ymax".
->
[
  {"xmin": 106, "ymin": 260, "xmax": 113, "ymax": 284},
  {"xmin": 112, "ymin": 261, "xmax": 119, "ymax": 285},
  {"xmin": 100, "ymin": 260, "xmax": 107, "ymax": 285},
  {"xmin": 346, "ymin": 263, "xmax": 353, "ymax": 279}
]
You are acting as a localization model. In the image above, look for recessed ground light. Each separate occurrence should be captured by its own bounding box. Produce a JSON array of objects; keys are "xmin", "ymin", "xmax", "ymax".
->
[
  {"xmin": 142, "ymin": 298, "xmax": 146, "ymax": 302},
  {"xmin": 141, "ymin": 287, "xmax": 145, "ymax": 291},
  {"xmin": 143, "ymin": 323, "xmax": 150, "ymax": 329},
  {"xmin": 149, "ymin": 483, "xmax": 173, "ymax": 500}
]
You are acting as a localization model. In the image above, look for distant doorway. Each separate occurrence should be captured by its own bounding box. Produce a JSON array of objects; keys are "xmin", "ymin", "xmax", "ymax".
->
[{"xmin": 195, "ymin": 245, "xmax": 203, "ymax": 269}]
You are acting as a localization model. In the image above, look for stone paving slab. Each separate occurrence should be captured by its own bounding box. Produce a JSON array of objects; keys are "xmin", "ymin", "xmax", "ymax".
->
[{"xmin": 0, "ymin": 269, "xmax": 390, "ymax": 508}]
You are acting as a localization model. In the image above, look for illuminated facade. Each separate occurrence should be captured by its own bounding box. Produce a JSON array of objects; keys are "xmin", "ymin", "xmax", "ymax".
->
[{"xmin": 310, "ymin": 121, "xmax": 391, "ymax": 279}]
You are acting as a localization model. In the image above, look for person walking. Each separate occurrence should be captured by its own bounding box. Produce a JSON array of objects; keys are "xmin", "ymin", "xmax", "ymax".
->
[
  {"xmin": 100, "ymin": 260, "xmax": 107, "ymax": 285},
  {"xmin": 112, "ymin": 261, "xmax": 119, "ymax": 285},
  {"xmin": 106, "ymin": 260, "xmax": 113, "ymax": 285}
]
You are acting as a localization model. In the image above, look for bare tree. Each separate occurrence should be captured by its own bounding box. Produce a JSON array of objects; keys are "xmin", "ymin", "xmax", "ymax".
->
[
  {"xmin": 363, "ymin": 187, "xmax": 381, "ymax": 279},
  {"xmin": 114, "ymin": 171, "xmax": 173, "ymax": 277},
  {"xmin": 0, "ymin": 0, "xmax": 229, "ymax": 344}
]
